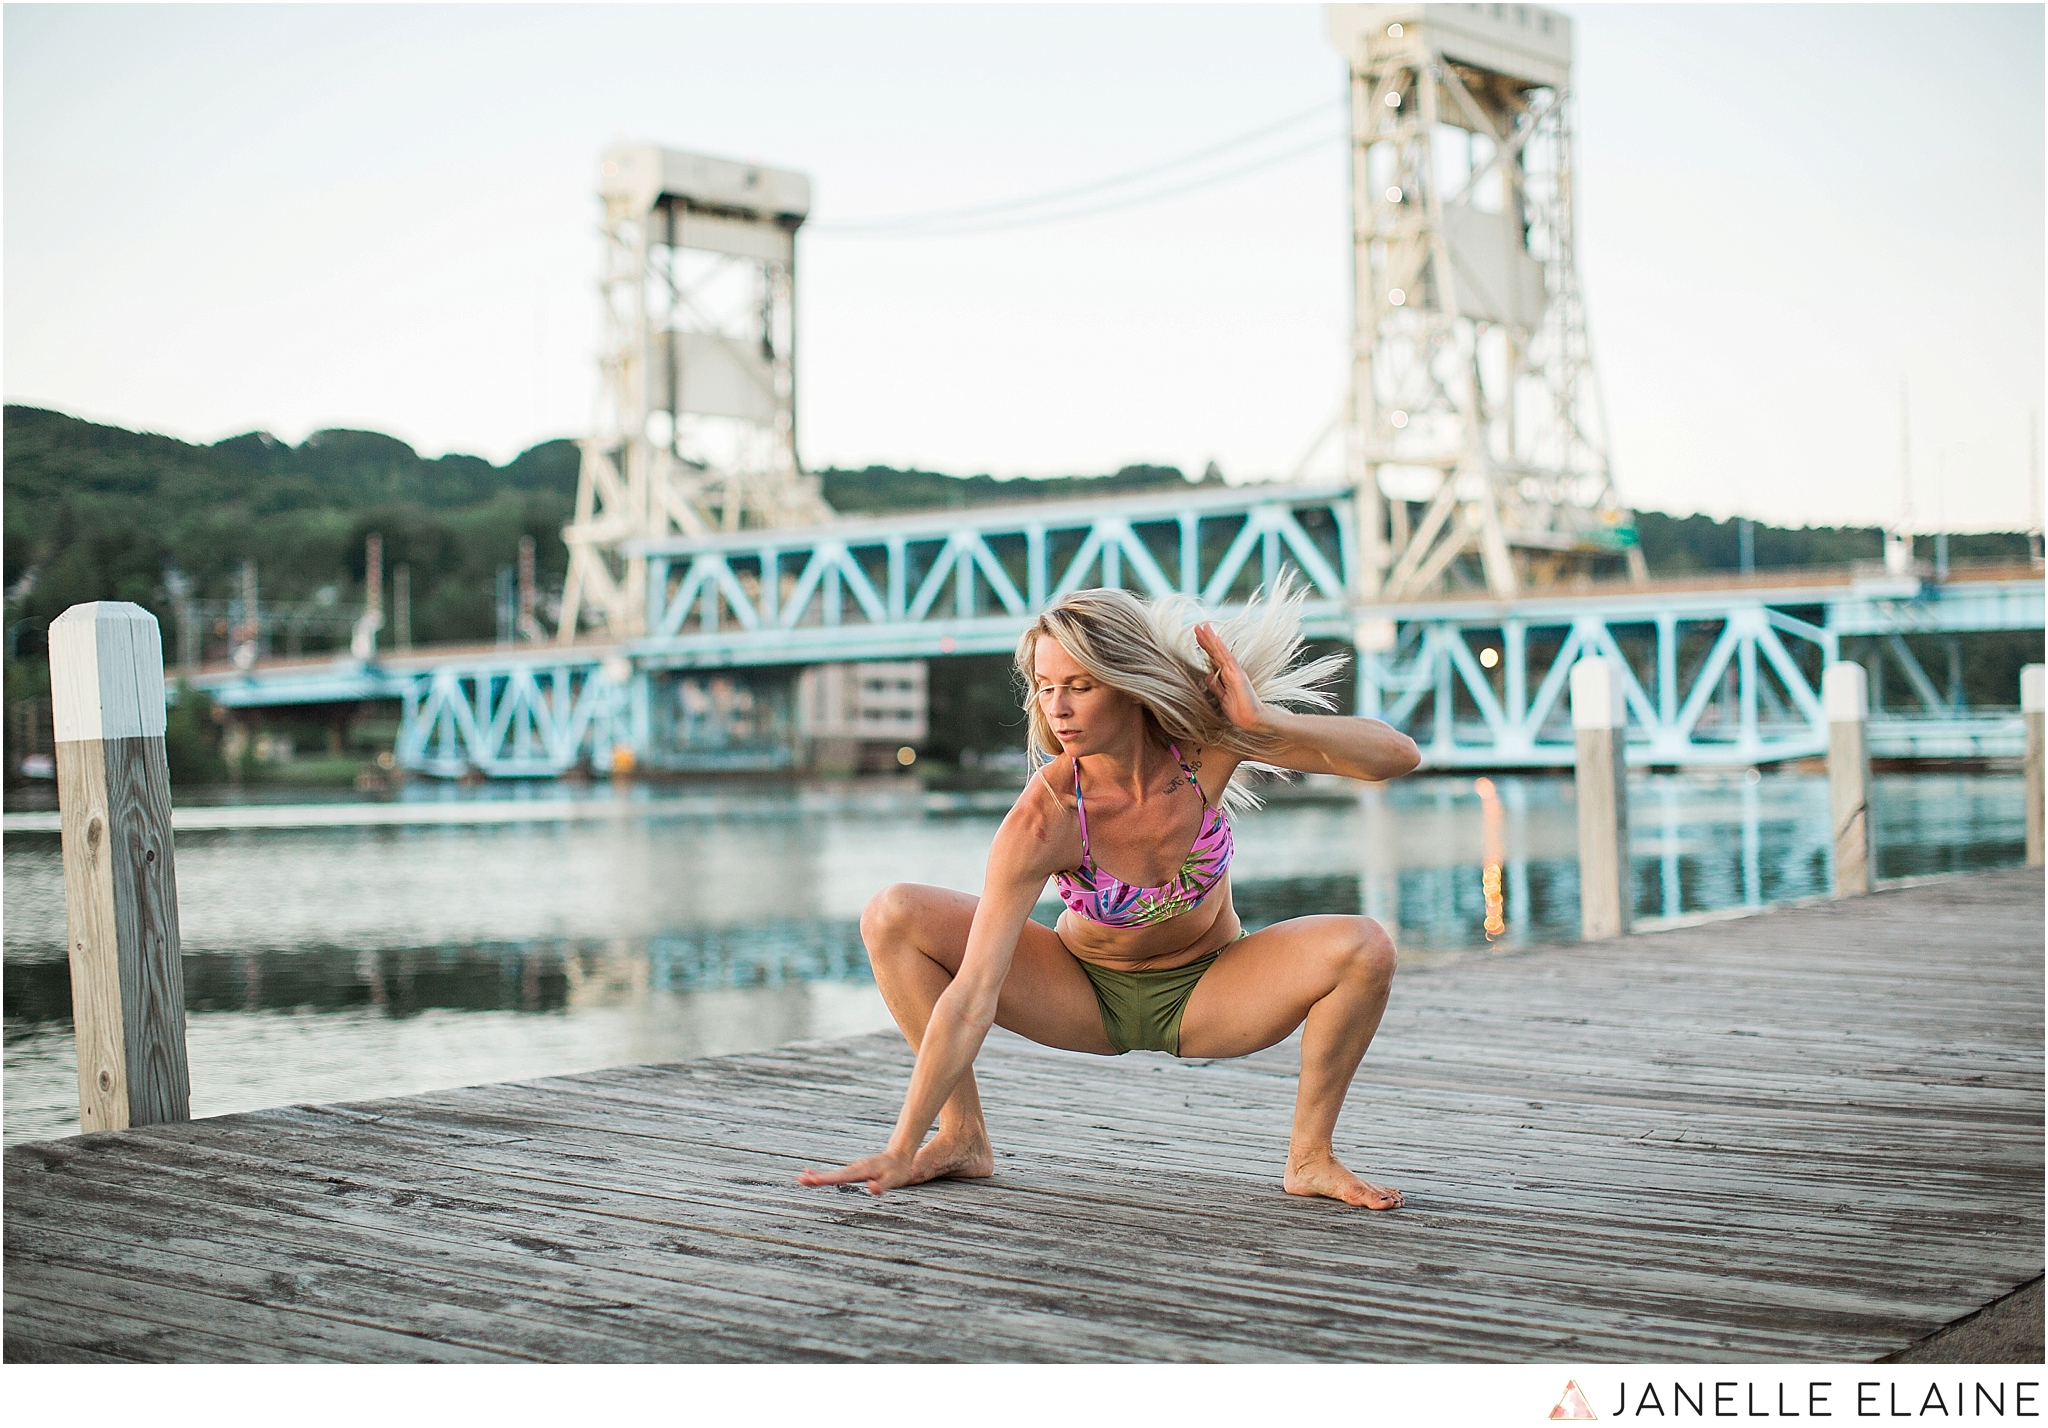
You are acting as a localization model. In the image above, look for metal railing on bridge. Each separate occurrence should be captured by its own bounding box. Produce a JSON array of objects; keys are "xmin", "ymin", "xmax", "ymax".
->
[
  {"xmin": 1360, "ymin": 577, "xmax": 2042, "ymax": 769},
  {"xmin": 627, "ymin": 481, "xmax": 1359, "ymax": 666}
]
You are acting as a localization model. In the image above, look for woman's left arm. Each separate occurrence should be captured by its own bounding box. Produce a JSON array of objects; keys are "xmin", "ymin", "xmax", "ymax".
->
[{"xmin": 1194, "ymin": 622, "xmax": 1420, "ymax": 783}]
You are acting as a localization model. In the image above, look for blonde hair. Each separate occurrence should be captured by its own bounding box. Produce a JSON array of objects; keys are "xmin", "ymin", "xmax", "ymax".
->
[{"xmin": 1013, "ymin": 575, "xmax": 1347, "ymax": 812}]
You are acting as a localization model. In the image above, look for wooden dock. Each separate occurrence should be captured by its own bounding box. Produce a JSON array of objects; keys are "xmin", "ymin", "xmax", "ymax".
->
[{"xmin": 6, "ymin": 868, "xmax": 2041, "ymax": 1363}]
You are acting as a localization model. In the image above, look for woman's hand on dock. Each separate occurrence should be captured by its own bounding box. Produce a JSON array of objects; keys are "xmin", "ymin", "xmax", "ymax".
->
[{"xmin": 797, "ymin": 1148, "xmax": 917, "ymax": 1196}]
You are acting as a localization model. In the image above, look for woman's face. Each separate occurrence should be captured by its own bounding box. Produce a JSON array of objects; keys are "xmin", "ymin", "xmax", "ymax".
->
[{"xmin": 1032, "ymin": 635, "xmax": 1139, "ymax": 757}]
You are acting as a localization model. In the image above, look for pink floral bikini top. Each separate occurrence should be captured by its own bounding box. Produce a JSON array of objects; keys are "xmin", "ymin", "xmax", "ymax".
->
[{"xmin": 1050, "ymin": 743, "xmax": 1234, "ymax": 928}]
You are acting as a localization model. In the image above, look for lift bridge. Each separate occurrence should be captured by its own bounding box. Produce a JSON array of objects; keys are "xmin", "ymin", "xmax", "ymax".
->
[
  {"xmin": 184, "ymin": 9, "xmax": 2043, "ymax": 771},
  {"xmin": 190, "ymin": 480, "xmax": 2044, "ymax": 777}
]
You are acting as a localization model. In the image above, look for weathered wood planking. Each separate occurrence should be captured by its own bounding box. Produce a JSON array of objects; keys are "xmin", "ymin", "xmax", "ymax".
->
[{"xmin": 6, "ymin": 868, "xmax": 2041, "ymax": 1363}]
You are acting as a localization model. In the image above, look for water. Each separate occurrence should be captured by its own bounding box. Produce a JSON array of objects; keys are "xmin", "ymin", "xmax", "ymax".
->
[{"xmin": 2, "ymin": 770, "xmax": 2027, "ymax": 1144}]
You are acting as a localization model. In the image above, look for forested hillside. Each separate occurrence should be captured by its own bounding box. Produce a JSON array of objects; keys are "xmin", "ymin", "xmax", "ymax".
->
[
  {"xmin": 0, "ymin": 408, "xmax": 1213, "ymax": 665},
  {"xmin": 1633, "ymin": 510, "xmax": 2028, "ymax": 574},
  {"xmin": 821, "ymin": 461, "xmax": 1210, "ymax": 514},
  {"xmin": 3, "ymin": 406, "xmax": 580, "ymax": 662}
]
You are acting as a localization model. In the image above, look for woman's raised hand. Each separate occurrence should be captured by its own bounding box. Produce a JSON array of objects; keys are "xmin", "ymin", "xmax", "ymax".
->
[
  {"xmin": 796, "ymin": 1147, "xmax": 916, "ymax": 1196},
  {"xmin": 1195, "ymin": 622, "xmax": 1267, "ymax": 731}
]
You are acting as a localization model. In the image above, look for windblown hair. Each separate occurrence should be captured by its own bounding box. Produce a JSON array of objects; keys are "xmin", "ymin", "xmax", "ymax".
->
[{"xmin": 1013, "ymin": 575, "xmax": 1348, "ymax": 812}]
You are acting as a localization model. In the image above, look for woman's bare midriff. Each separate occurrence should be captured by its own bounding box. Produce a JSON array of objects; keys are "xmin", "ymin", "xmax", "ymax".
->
[{"xmin": 1054, "ymin": 877, "xmax": 1242, "ymax": 973}]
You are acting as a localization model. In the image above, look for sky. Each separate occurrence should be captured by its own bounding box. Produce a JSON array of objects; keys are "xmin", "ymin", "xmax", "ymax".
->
[{"xmin": 4, "ymin": 2, "xmax": 2042, "ymax": 531}]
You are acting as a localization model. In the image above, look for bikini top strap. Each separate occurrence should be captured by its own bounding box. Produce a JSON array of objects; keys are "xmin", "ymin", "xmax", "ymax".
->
[
  {"xmin": 1168, "ymin": 741, "xmax": 1209, "ymax": 808},
  {"xmin": 1070, "ymin": 758, "xmax": 1092, "ymax": 860}
]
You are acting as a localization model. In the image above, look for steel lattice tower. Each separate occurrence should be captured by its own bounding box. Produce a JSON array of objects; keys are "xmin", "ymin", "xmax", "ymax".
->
[
  {"xmin": 1328, "ymin": 4, "xmax": 1645, "ymax": 603},
  {"xmin": 558, "ymin": 145, "xmax": 831, "ymax": 642}
]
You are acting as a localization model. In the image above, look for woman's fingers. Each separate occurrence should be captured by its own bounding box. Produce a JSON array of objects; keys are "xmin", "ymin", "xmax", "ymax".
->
[
  {"xmin": 1195, "ymin": 623, "xmax": 1268, "ymax": 729},
  {"xmin": 1198, "ymin": 626, "xmax": 1240, "ymax": 682},
  {"xmin": 1201, "ymin": 625, "xmax": 1250, "ymax": 683}
]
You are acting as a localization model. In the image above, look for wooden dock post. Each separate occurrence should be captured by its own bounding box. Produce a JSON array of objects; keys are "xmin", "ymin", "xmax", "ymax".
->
[
  {"xmin": 2024, "ymin": 664, "xmax": 2044, "ymax": 867},
  {"xmin": 49, "ymin": 601, "xmax": 191, "ymax": 1131},
  {"xmin": 1825, "ymin": 662, "xmax": 1873, "ymax": 896},
  {"xmin": 1571, "ymin": 655, "xmax": 1631, "ymax": 939}
]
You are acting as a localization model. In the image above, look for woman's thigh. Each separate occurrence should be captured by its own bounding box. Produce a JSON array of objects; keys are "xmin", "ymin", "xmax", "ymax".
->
[
  {"xmin": 1175, "ymin": 915, "xmax": 1387, "ymax": 1060},
  {"xmin": 873, "ymin": 884, "xmax": 1116, "ymax": 1056}
]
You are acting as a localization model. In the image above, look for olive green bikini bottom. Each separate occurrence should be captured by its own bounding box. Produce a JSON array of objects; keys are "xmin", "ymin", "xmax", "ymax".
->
[{"xmin": 1077, "ymin": 932, "xmax": 1243, "ymax": 1055}]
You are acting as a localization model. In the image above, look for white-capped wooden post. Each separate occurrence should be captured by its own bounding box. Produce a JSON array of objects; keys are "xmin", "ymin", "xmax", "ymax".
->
[
  {"xmin": 49, "ymin": 602, "xmax": 191, "ymax": 1131},
  {"xmin": 2024, "ymin": 664, "xmax": 2044, "ymax": 867},
  {"xmin": 1824, "ymin": 662, "xmax": 1873, "ymax": 896},
  {"xmin": 1571, "ymin": 655, "xmax": 1631, "ymax": 940}
]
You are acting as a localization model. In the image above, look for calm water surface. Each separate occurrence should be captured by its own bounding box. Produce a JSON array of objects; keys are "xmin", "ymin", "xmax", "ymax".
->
[{"xmin": 3, "ymin": 770, "xmax": 2026, "ymax": 1143}]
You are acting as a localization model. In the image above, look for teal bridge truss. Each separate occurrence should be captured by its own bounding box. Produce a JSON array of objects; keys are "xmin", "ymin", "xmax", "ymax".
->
[{"xmin": 189, "ymin": 482, "xmax": 2044, "ymax": 777}]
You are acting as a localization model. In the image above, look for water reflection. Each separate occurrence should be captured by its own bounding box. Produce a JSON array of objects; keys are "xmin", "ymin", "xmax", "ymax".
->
[
  {"xmin": 1475, "ymin": 777, "xmax": 1506, "ymax": 940},
  {"xmin": 6, "ymin": 928, "xmax": 880, "ymax": 1028},
  {"xmin": 2, "ymin": 771, "xmax": 2026, "ymax": 1144},
  {"xmin": 1254, "ymin": 771, "xmax": 2021, "ymax": 953}
]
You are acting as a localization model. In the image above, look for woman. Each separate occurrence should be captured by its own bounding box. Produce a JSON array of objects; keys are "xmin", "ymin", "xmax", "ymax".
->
[{"xmin": 798, "ymin": 582, "xmax": 1421, "ymax": 1209}]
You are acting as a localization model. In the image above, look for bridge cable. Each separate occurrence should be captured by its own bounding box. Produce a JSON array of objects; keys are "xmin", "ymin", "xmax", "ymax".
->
[
  {"xmin": 815, "ymin": 128, "xmax": 1346, "ymax": 239},
  {"xmin": 812, "ymin": 100, "xmax": 1344, "ymax": 237}
]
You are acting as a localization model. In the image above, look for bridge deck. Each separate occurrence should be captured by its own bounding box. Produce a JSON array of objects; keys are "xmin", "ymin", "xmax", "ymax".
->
[{"xmin": 6, "ymin": 869, "xmax": 2041, "ymax": 1363}]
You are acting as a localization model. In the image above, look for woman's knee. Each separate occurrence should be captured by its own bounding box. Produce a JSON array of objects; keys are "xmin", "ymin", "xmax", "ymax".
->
[
  {"xmin": 861, "ymin": 882, "xmax": 967, "ymax": 964},
  {"xmin": 860, "ymin": 883, "xmax": 921, "ymax": 952},
  {"xmin": 1333, "ymin": 916, "xmax": 1397, "ymax": 987}
]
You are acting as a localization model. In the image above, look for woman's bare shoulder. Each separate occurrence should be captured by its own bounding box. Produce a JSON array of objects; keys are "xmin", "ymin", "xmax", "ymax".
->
[{"xmin": 994, "ymin": 757, "xmax": 1078, "ymax": 872}]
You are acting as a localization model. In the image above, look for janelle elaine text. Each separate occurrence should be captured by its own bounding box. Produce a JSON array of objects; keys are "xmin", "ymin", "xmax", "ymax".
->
[{"xmin": 1610, "ymin": 1381, "xmax": 2040, "ymax": 1419}]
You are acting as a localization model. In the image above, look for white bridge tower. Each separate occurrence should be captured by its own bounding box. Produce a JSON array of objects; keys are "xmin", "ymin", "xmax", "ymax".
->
[
  {"xmin": 1328, "ymin": 4, "xmax": 1645, "ymax": 603},
  {"xmin": 558, "ymin": 145, "xmax": 831, "ymax": 642}
]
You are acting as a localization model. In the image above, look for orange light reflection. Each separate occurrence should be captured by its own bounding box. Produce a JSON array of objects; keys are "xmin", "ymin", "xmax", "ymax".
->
[{"xmin": 1474, "ymin": 777, "xmax": 1506, "ymax": 941}]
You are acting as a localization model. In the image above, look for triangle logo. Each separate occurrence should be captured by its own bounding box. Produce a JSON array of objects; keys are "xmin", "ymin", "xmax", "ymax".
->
[{"xmin": 1551, "ymin": 1380, "xmax": 1598, "ymax": 1420}]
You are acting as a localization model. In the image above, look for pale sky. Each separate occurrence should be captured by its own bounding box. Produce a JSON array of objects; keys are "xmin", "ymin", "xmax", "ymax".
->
[{"xmin": 4, "ymin": 3, "xmax": 2041, "ymax": 530}]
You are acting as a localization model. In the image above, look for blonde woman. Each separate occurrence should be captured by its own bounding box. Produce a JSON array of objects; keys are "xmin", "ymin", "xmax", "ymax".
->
[{"xmin": 798, "ymin": 583, "xmax": 1421, "ymax": 1208}]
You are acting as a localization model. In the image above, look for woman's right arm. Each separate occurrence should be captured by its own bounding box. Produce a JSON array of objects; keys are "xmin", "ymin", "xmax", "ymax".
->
[{"xmin": 796, "ymin": 809, "xmax": 1058, "ymax": 1194}]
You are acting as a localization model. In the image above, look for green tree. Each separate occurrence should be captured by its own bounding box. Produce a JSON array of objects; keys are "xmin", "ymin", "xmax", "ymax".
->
[{"xmin": 164, "ymin": 683, "xmax": 227, "ymax": 785}]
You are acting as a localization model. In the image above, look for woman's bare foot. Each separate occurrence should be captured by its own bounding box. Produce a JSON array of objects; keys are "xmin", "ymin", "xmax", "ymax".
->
[
  {"xmin": 1284, "ymin": 1150, "xmax": 1403, "ymax": 1210},
  {"xmin": 909, "ymin": 1126, "xmax": 995, "ymax": 1184}
]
